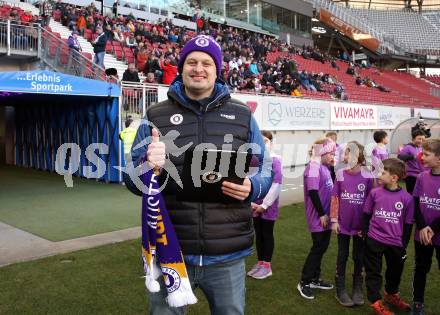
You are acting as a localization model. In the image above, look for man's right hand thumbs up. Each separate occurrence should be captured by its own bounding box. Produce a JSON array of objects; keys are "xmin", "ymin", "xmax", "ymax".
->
[{"xmin": 147, "ymin": 128, "xmax": 166, "ymax": 170}]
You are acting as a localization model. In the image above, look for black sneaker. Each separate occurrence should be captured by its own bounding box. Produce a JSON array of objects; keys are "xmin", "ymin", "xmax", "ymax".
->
[
  {"xmin": 412, "ymin": 302, "xmax": 425, "ymax": 315},
  {"xmin": 297, "ymin": 282, "xmax": 315, "ymax": 300},
  {"xmin": 310, "ymin": 279, "xmax": 334, "ymax": 290}
]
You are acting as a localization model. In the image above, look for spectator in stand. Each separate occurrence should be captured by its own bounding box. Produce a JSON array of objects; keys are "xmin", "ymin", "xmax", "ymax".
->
[
  {"xmin": 168, "ymin": 30, "xmax": 178, "ymax": 43},
  {"xmin": 196, "ymin": 16, "xmax": 204, "ymax": 33},
  {"xmin": 300, "ymin": 70, "xmax": 317, "ymax": 92},
  {"xmin": 281, "ymin": 74, "xmax": 298, "ymax": 95},
  {"xmin": 310, "ymin": 74, "xmax": 325, "ymax": 92},
  {"xmin": 366, "ymin": 77, "xmax": 380, "ymax": 89},
  {"xmin": 122, "ymin": 63, "xmax": 140, "ymax": 82},
  {"xmin": 228, "ymin": 69, "xmax": 242, "ymax": 92},
  {"xmin": 85, "ymin": 15, "xmax": 95, "ymax": 31},
  {"xmin": 144, "ymin": 72, "xmax": 157, "ymax": 84},
  {"xmin": 76, "ymin": 14, "xmax": 86, "ymax": 36},
  {"xmin": 229, "ymin": 57, "xmax": 240, "ymax": 72},
  {"xmin": 67, "ymin": 30, "xmax": 81, "ymax": 52},
  {"xmin": 92, "ymin": 25, "xmax": 107, "ymax": 68},
  {"xmin": 355, "ymin": 76, "xmax": 364, "ymax": 86},
  {"xmin": 136, "ymin": 43, "xmax": 148, "ymax": 71},
  {"xmin": 67, "ymin": 8, "xmax": 77, "ymax": 31},
  {"xmin": 144, "ymin": 55, "xmax": 162, "ymax": 80},
  {"xmin": 126, "ymin": 32, "xmax": 137, "ymax": 48},
  {"xmin": 126, "ymin": 20, "xmax": 135, "ymax": 33},
  {"xmin": 160, "ymin": 55, "xmax": 178, "ymax": 85},
  {"xmin": 112, "ymin": 0, "xmax": 119, "ymax": 17},
  {"xmin": 253, "ymin": 38, "xmax": 265, "ymax": 59},
  {"xmin": 113, "ymin": 27, "xmax": 125, "ymax": 43},
  {"xmin": 54, "ymin": 0, "xmax": 63, "ymax": 11},
  {"xmin": 249, "ymin": 59, "xmax": 259, "ymax": 75},
  {"xmin": 334, "ymin": 84, "xmax": 347, "ymax": 100},
  {"xmin": 311, "ymin": 49, "xmax": 325, "ymax": 64},
  {"xmin": 331, "ymin": 58, "xmax": 340, "ymax": 70},
  {"xmin": 105, "ymin": 68, "xmax": 119, "ymax": 82},
  {"xmin": 262, "ymin": 68, "xmax": 275, "ymax": 89},
  {"xmin": 39, "ymin": 0, "xmax": 53, "ymax": 27},
  {"xmin": 20, "ymin": 11, "xmax": 34, "ymax": 25},
  {"xmin": 104, "ymin": 24, "xmax": 114, "ymax": 41},
  {"xmin": 377, "ymin": 85, "xmax": 390, "ymax": 93},
  {"xmin": 243, "ymin": 64, "xmax": 254, "ymax": 80}
]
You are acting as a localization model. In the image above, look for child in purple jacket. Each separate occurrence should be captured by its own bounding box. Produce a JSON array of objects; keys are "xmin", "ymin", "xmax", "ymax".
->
[
  {"xmin": 398, "ymin": 129, "xmax": 426, "ymax": 194},
  {"xmin": 248, "ymin": 131, "xmax": 283, "ymax": 280},
  {"xmin": 412, "ymin": 138, "xmax": 440, "ymax": 315},
  {"xmin": 363, "ymin": 158, "xmax": 414, "ymax": 315},
  {"xmin": 331, "ymin": 141, "xmax": 374, "ymax": 307}
]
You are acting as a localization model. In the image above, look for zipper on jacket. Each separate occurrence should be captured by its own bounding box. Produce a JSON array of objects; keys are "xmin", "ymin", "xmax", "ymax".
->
[{"xmin": 197, "ymin": 113, "xmax": 204, "ymax": 263}]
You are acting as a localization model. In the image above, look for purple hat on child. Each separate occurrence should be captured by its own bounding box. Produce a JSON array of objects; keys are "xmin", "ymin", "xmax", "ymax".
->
[{"xmin": 178, "ymin": 35, "xmax": 222, "ymax": 78}]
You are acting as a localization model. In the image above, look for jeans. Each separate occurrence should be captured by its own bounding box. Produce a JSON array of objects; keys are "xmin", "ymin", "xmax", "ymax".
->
[
  {"xmin": 93, "ymin": 51, "xmax": 105, "ymax": 68},
  {"xmin": 149, "ymin": 258, "xmax": 246, "ymax": 315}
]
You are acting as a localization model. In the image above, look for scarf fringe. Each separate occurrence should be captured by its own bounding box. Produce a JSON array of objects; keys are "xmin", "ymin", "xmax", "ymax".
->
[
  {"xmin": 165, "ymin": 277, "xmax": 198, "ymax": 308},
  {"xmin": 145, "ymin": 259, "xmax": 161, "ymax": 292}
]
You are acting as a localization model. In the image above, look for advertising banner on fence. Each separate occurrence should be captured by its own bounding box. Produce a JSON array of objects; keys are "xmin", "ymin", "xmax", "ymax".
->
[
  {"xmin": 156, "ymin": 88, "xmax": 417, "ymax": 131},
  {"xmin": 260, "ymin": 97, "xmax": 331, "ymax": 130},
  {"xmin": 377, "ymin": 106, "xmax": 411, "ymax": 129},
  {"xmin": 331, "ymin": 102, "xmax": 377, "ymax": 130},
  {"xmin": 231, "ymin": 93, "xmax": 263, "ymax": 126}
]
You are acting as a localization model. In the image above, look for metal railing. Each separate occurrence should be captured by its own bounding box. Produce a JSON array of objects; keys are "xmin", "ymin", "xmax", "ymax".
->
[
  {"xmin": 39, "ymin": 26, "xmax": 107, "ymax": 81},
  {"xmin": 121, "ymin": 81, "xmax": 159, "ymax": 120},
  {"xmin": 0, "ymin": 20, "xmax": 39, "ymax": 56}
]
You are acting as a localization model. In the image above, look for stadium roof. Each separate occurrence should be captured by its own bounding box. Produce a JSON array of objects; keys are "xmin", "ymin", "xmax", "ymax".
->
[{"xmin": 331, "ymin": 0, "xmax": 440, "ymax": 10}]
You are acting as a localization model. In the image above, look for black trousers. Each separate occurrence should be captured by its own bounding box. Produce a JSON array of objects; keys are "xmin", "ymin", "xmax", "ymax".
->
[
  {"xmin": 253, "ymin": 217, "xmax": 275, "ymax": 262},
  {"xmin": 364, "ymin": 237, "xmax": 406, "ymax": 303},
  {"xmin": 336, "ymin": 234, "xmax": 365, "ymax": 279},
  {"xmin": 413, "ymin": 240, "xmax": 440, "ymax": 303},
  {"xmin": 405, "ymin": 176, "xmax": 418, "ymax": 195},
  {"xmin": 301, "ymin": 230, "xmax": 331, "ymax": 283}
]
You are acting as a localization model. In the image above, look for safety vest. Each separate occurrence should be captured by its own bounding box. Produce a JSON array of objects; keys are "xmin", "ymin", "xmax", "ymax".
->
[{"xmin": 120, "ymin": 126, "xmax": 137, "ymax": 155}]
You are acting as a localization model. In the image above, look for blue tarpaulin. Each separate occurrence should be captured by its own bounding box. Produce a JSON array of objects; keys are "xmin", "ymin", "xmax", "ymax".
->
[
  {"xmin": 0, "ymin": 70, "xmax": 120, "ymax": 97},
  {"xmin": 0, "ymin": 70, "xmax": 122, "ymax": 183}
]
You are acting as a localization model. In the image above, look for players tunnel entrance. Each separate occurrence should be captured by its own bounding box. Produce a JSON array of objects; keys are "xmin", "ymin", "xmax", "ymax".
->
[{"xmin": 0, "ymin": 70, "xmax": 122, "ymax": 183}]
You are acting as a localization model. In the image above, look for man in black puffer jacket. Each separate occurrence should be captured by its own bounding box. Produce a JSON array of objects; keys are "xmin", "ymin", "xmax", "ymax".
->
[{"xmin": 125, "ymin": 35, "xmax": 272, "ymax": 315}]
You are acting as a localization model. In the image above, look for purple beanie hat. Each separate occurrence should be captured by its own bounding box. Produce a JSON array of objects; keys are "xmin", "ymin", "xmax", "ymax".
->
[{"xmin": 178, "ymin": 35, "xmax": 222, "ymax": 78}]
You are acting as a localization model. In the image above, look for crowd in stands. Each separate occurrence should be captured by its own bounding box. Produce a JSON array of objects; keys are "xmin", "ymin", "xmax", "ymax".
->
[
  {"xmin": 0, "ymin": 4, "xmax": 38, "ymax": 25},
  {"xmin": 7, "ymin": 0, "xmax": 440, "ymax": 104},
  {"xmin": 49, "ymin": 0, "xmax": 388, "ymax": 100}
]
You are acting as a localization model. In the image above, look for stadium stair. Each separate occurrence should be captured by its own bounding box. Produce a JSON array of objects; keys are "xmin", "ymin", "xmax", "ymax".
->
[
  {"xmin": 4, "ymin": 0, "xmax": 129, "ymax": 79},
  {"xmin": 48, "ymin": 19, "xmax": 128, "ymax": 79}
]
